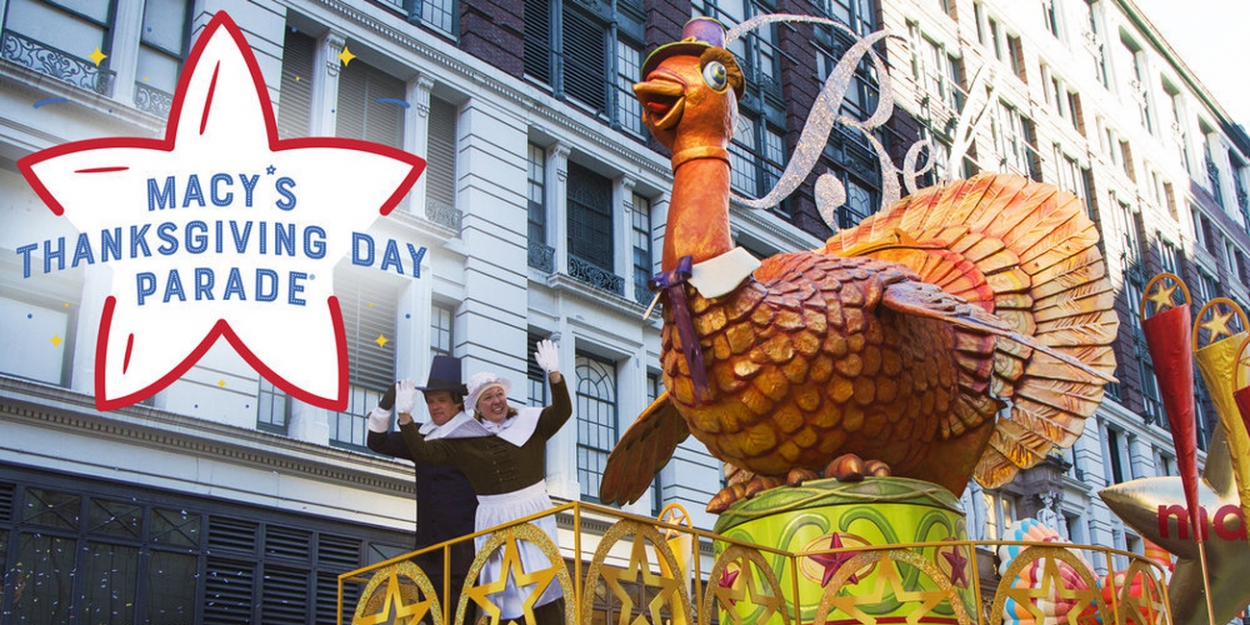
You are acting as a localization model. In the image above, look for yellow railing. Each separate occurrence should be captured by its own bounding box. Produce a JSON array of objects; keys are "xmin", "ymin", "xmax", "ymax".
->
[{"xmin": 339, "ymin": 500, "xmax": 1171, "ymax": 625}]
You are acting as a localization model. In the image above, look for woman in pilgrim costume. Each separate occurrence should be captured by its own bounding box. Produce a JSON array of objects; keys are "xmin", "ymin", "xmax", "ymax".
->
[
  {"xmin": 367, "ymin": 355, "xmax": 479, "ymax": 623},
  {"xmin": 395, "ymin": 339, "xmax": 571, "ymax": 624}
]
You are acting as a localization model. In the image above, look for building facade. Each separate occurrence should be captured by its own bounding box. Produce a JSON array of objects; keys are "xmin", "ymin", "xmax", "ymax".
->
[
  {"xmin": 880, "ymin": 0, "xmax": 1250, "ymax": 572},
  {"xmin": 0, "ymin": 0, "xmax": 892, "ymax": 620},
  {"xmin": 1, "ymin": 0, "xmax": 1247, "ymax": 621}
]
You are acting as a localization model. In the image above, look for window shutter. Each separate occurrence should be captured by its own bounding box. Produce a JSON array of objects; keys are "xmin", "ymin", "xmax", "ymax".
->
[
  {"xmin": 316, "ymin": 534, "xmax": 364, "ymax": 625},
  {"xmin": 562, "ymin": 5, "xmax": 608, "ymax": 114},
  {"xmin": 204, "ymin": 557, "xmax": 256, "ymax": 625},
  {"xmin": 265, "ymin": 526, "xmax": 312, "ymax": 561},
  {"xmin": 524, "ymin": 0, "xmax": 552, "ymax": 82},
  {"xmin": 205, "ymin": 519, "xmax": 259, "ymax": 625},
  {"xmin": 277, "ymin": 29, "xmax": 315, "ymax": 139},
  {"xmin": 334, "ymin": 268, "xmax": 399, "ymax": 390},
  {"xmin": 0, "ymin": 481, "xmax": 11, "ymax": 523},
  {"xmin": 336, "ymin": 61, "xmax": 405, "ymax": 149},
  {"xmin": 426, "ymin": 98, "xmax": 458, "ymax": 210},
  {"xmin": 566, "ymin": 162, "xmax": 613, "ymax": 269},
  {"xmin": 260, "ymin": 566, "xmax": 310, "ymax": 625}
]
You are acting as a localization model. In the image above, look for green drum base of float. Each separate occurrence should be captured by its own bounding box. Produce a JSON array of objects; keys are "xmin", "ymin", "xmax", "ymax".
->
[{"xmin": 712, "ymin": 477, "xmax": 977, "ymax": 625}]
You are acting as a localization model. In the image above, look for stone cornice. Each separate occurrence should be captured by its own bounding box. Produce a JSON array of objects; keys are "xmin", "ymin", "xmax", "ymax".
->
[
  {"xmin": 301, "ymin": 0, "xmax": 672, "ymax": 181},
  {"xmin": 0, "ymin": 376, "xmax": 414, "ymax": 494}
]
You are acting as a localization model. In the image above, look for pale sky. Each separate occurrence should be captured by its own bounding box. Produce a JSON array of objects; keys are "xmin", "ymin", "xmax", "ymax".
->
[{"xmin": 1133, "ymin": 0, "xmax": 1250, "ymax": 129}]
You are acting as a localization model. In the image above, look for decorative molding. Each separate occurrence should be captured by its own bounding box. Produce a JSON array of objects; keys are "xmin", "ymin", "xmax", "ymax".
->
[
  {"xmin": 0, "ymin": 377, "xmax": 414, "ymax": 495},
  {"xmin": 413, "ymin": 73, "xmax": 435, "ymax": 117},
  {"xmin": 324, "ymin": 31, "xmax": 347, "ymax": 77}
]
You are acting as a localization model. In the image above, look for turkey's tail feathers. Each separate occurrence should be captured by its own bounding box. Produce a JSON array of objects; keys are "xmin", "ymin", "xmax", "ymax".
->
[
  {"xmin": 599, "ymin": 391, "xmax": 691, "ymax": 505},
  {"xmin": 826, "ymin": 173, "xmax": 1118, "ymax": 489}
]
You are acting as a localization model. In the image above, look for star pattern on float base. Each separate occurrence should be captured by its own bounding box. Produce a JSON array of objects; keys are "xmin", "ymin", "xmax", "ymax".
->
[
  {"xmin": 711, "ymin": 551, "xmax": 784, "ymax": 625},
  {"xmin": 809, "ymin": 533, "xmax": 864, "ymax": 586},
  {"xmin": 1100, "ymin": 430, "xmax": 1250, "ymax": 625},
  {"xmin": 356, "ymin": 566, "xmax": 433, "ymax": 625},
  {"xmin": 463, "ymin": 534, "xmax": 559, "ymax": 625},
  {"xmin": 939, "ymin": 543, "xmax": 969, "ymax": 588},
  {"xmin": 599, "ymin": 533, "xmax": 682, "ymax": 625},
  {"xmin": 823, "ymin": 552, "xmax": 949, "ymax": 625}
]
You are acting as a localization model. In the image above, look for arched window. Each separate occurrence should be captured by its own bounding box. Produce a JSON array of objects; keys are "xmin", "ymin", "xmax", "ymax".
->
[{"xmin": 575, "ymin": 352, "xmax": 618, "ymax": 502}]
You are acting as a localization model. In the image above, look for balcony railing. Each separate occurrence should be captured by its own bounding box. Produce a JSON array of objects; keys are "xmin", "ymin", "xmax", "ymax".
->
[
  {"xmin": 568, "ymin": 255, "xmax": 624, "ymax": 296},
  {"xmin": 528, "ymin": 240, "xmax": 555, "ymax": 273},
  {"xmin": 134, "ymin": 82, "xmax": 173, "ymax": 117},
  {"xmin": 1, "ymin": 29, "xmax": 115, "ymax": 95},
  {"xmin": 339, "ymin": 500, "xmax": 1172, "ymax": 625}
]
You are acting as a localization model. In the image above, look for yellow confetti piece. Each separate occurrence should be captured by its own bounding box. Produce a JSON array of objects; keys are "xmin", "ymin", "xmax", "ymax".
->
[{"xmin": 374, "ymin": 334, "xmax": 389, "ymax": 348}]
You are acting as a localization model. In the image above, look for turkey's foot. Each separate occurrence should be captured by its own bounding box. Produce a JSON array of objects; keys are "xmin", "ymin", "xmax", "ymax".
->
[
  {"xmin": 706, "ymin": 476, "xmax": 783, "ymax": 513},
  {"xmin": 786, "ymin": 468, "xmax": 820, "ymax": 486},
  {"xmin": 823, "ymin": 454, "xmax": 891, "ymax": 482}
]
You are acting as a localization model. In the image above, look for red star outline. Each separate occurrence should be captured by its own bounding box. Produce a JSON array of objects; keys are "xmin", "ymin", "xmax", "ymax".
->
[{"xmin": 17, "ymin": 12, "xmax": 424, "ymax": 411}]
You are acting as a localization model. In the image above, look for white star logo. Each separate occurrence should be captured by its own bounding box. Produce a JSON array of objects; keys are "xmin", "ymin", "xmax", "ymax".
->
[{"xmin": 18, "ymin": 13, "xmax": 424, "ymax": 411}]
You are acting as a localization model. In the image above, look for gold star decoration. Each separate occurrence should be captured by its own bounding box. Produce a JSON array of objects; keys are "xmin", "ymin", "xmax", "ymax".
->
[
  {"xmin": 1200, "ymin": 308, "xmax": 1238, "ymax": 343},
  {"xmin": 997, "ymin": 550, "xmax": 1104, "ymax": 625},
  {"xmin": 707, "ymin": 546, "xmax": 786, "ymax": 625},
  {"xmin": 1144, "ymin": 280, "xmax": 1179, "ymax": 315},
  {"xmin": 338, "ymin": 45, "xmax": 356, "ymax": 66},
  {"xmin": 87, "ymin": 47, "xmax": 107, "ymax": 66},
  {"xmin": 1100, "ymin": 429, "xmax": 1250, "ymax": 625},
  {"xmin": 356, "ymin": 566, "xmax": 434, "ymax": 625},
  {"xmin": 463, "ymin": 530, "xmax": 560, "ymax": 625},
  {"xmin": 217, "ymin": 379, "xmax": 226, "ymax": 388},
  {"xmin": 599, "ymin": 533, "xmax": 683, "ymax": 625},
  {"xmin": 819, "ymin": 551, "xmax": 963, "ymax": 625},
  {"xmin": 375, "ymin": 334, "xmax": 389, "ymax": 348},
  {"xmin": 50, "ymin": 334, "xmax": 62, "ymax": 347}
]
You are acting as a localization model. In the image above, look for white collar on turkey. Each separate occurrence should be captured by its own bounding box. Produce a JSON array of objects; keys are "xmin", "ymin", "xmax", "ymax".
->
[{"xmin": 689, "ymin": 247, "xmax": 761, "ymax": 298}]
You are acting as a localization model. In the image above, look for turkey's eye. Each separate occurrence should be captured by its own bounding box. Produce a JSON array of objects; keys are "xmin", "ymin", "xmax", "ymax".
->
[{"xmin": 702, "ymin": 61, "xmax": 729, "ymax": 91}]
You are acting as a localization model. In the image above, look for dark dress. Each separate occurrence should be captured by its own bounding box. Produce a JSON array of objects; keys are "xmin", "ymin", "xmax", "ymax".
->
[{"xmin": 367, "ymin": 427, "xmax": 478, "ymax": 618}]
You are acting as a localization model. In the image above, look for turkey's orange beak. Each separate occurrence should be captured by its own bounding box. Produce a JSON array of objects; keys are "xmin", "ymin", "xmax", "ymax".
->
[{"xmin": 634, "ymin": 74, "xmax": 686, "ymax": 131}]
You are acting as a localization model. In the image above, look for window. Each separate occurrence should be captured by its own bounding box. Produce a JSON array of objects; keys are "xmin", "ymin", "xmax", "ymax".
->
[
  {"xmin": 527, "ymin": 143, "xmax": 553, "ymax": 271},
  {"xmin": 135, "ymin": 0, "xmax": 192, "ymax": 116},
  {"xmin": 1006, "ymin": 35, "xmax": 1025, "ymax": 82},
  {"xmin": 631, "ymin": 194, "xmax": 654, "ymax": 306},
  {"xmin": 576, "ymin": 352, "xmax": 618, "ymax": 502},
  {"xmin": 1231, "ymin": 157, "xmax": 1250, "ymax": 231},
  {"xmin": 425, "ymin": 98, "xmax": 461, "ymax": 230},
  {"xmin": 1042, "ymin": 0, "xmax": 1059, "ymax": 37},
  {"xmin": 993, "ymin": 101, "xmax": 1037, "ymax": 179},
  {"xmin": 256, "ymin": 379, "xmax": 289, "ymax": 434},
  {"xmin": 277, "ymin": 29, "xmax": 316, "ymax": 139},
  {"xmin": 1105, "ymin": 427, "xmax": 1126, "ymax": 484},
  {"xmin": 647, "ymin": 371, "xmax": 664, "ymax": 515},
  {"xmin": 1161, "ymin": 239, "xmax": 1179, "ymax": 275},
  {"xmin": 729, "ymin": 114, "xmax": 787, "ymax": 204},
  {"xmin": 1140, "ymin": 356, "xmax": 1165, "ymax": 427},
  {"xmin": 524, "ymin": 0, "xmax": 645, "ymax": 134},
  {"xmin": 911, "ymin": 29, "xmax": 963, "ymax": 113},
  {"xmin": 0, "ymin": 470, "xmax": 408, "ymax": 625},
  {"xmin": 567, "ymin": 162, "xmax": 623, "ymax": 295},
  {"xmin": 1119, "ymin": 139, "xmax": 1135, "ymax": 181},
  {"xmin": 1118, "ymin": 33, "xmax": 1152, "ymax": 133},
  {"xmin": 1067, "ymin": 90, "xmax": 1085, "ymax": 135},
  {"xmin": 825, "ymin": 0, "xmax": 875, "ymax": 35},
  {"xmin": 330, "ymin": 269, "xmax": 400, "ymax": 450},
  {"xmin": 336, "ymin": 58, "xmax": 405, "ymax": 149},
  {"xmin": 528, "ymin": 332, "xmax": 549, "ymax": 407},
  {"xmin": 431, "ymin": 302, "xmax": 454, "ymax": 357},
  {"xmin": 1162, "ymin": 81, "xmax": 1191, "ymax": 173},
  {"xmin": 405, "ymin": 0, "xmax": 457, "ymax": 38},
  {"xmin": 982, "ymin": 490, "xmax": 1017, "ymax": 540},
  {"xmin": 0, "ymin": 215, "xmax": 82, "ymax": 386},
  {"xmin": 1203, "ymin": 131, "xmax": 1225, "ymax": 208},
  {"xmin": 1, "ymin": 0, "xmax": 117, "ymax": 94}
]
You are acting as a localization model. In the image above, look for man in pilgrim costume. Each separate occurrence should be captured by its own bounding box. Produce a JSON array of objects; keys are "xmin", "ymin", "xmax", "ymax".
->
[
  {"xmin": 394, "ymin": 339, "xmax": 570, "ymax": 625},
  {"xmin": 367, "ymin": 355, "xmax": 478, "ymax": 623}
]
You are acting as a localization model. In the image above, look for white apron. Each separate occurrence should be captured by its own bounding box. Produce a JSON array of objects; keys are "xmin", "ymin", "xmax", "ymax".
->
[{"xmin": 473, "ymin": 480, "xmax": 564, "ymax": 617}]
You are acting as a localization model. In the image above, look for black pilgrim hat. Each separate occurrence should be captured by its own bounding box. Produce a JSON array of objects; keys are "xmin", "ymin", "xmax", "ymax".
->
[{"xmin": 415, "ymin": 355, "xmax": 468, "ymax": 394}]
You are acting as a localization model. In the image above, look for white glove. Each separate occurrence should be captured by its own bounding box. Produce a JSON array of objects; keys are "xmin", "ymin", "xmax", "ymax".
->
[
  {"xmin": 394, "ymin": 379, "xmax": 418, "ymax": 415},
  {"xmin": 534, "ymin": 339, "xmax": 560, "ymax": 374},
  {"xmin": 367, "ymin": 406, "xmax": 392, "ymax": 433}
]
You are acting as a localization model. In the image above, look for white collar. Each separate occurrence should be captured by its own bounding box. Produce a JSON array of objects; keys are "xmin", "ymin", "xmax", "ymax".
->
[
  {"xmin": 480, "ymin": 407, "xmax": 543, "ymax": 446},
  {"xmin": 689, "ymin": 247, "xmax": 761, "ymax": 298},
  {"xmin": 420, "ymin": 411, "xmax": 491, "ymax": 439}
]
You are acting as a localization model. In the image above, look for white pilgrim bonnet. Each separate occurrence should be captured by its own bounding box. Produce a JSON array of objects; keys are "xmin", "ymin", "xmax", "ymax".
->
[{"xmin": 466, "ymin": 371, "xmax": 513, "ymax": 414}]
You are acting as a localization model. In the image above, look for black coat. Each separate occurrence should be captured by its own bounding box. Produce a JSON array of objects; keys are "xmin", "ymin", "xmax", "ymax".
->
[{"xmin": 368, "ymin": 429, "xmax": 478, "ymax": 578}]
